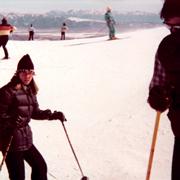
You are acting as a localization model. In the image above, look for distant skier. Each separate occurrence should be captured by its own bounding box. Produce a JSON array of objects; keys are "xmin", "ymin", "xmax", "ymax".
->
[
  {"xmin": 0, "ymin": 17, "xmax": 15, "ymax": 59},
  {"xmin": 60, "ymin": 22, "xmax": 68, "ymax": 40},
  {"xmin": 28, "ymin": 24, "xmax": 35, "ymax": 40},
  {"xmin": 0, "ymin": 54, "xmax": 67, "ymax": 179},
  {"xmin": 148, "ymin": 0, "xmax": 180, "ymax": 179},
  {"xmin": 104, "ymin": 7, "xmax": 117, "ymax": 40}
]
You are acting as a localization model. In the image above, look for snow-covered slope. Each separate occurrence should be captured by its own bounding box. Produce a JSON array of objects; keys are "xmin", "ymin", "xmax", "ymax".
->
[{"xmin": 0, "ymin": 27, "xmax": 173, "ymax": 180}]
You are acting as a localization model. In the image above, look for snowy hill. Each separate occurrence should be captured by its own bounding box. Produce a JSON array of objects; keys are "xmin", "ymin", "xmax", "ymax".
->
[
  {"xmin": 0, "ymin": 10, "xmax": 161, "ymax": 40},
  {"xmin": 0, "ymin": 27, "xmax": 174, "ymax": 180}
]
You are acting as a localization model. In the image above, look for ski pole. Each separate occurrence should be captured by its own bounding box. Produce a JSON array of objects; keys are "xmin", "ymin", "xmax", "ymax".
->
[
  {"xmin": 0, "ymin": 135, "xmax": 13, "ymax": 171},
  {"xmin": 146, "ymin": 111, "xmax": 161, "ymax": 180},
  {"xmin": 61, "ymin": 121, "xmax": 89, "ymax": 180}
]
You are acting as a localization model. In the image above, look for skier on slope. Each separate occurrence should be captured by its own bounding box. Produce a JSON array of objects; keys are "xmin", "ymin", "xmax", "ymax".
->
[
  {"xmin": 148, "ymin": 0, "xmax": 180, "ymax": 179},
  {"xmin": 60, "ymin": 22, "xmax": 68, "ymax": 40},
  {"xmin": 104, "ymin": 6, "xmax": 117, "ymax": 40},
  {"xmin": 28, "ymin": 24, "xmax": 35, "ymax": 41},
  {"xmin": 0, "ymin": 17, "xmax": 16, "ymax": 59},
  {"xmin": 0, "ymin": 54, "xmax": 66, "ymax": 180}
]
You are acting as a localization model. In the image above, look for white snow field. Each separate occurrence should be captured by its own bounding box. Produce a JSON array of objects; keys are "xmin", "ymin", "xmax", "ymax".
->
[{"xmin": 0, "ymin": 27, "xmax": 174, "ymax": 180}]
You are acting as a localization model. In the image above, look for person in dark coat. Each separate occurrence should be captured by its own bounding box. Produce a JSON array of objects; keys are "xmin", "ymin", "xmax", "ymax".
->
[
  {"xmin": 148, "ymin": 0, "xmax": 180, "ymax": 179},
  {"xmin": 0, "ymin": 54, "xmax": 66, "ymax": 180},
  {"xmin": 0, "ymin": 17, "xmax": 15, "ymax": 59}
]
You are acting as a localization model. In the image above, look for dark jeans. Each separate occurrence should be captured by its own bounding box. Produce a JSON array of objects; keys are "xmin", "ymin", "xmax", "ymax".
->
[
  {"xmin": 172, "ymin": 137, "xmax": 180, "ymax": 180},
  {"xmin": 4, "ymin": 145, "xmax": 47, "ymax": 180},
  {"xmin": 0, "ymin": 35, "xmax": 9, "ymax": 58},
  {"xmin": 29, "ymin": 31, "xmax": 34, "ymax": 40},
  {"xmin": 61, "ymin": 32, "xmax": 65, "ymax": 40}
]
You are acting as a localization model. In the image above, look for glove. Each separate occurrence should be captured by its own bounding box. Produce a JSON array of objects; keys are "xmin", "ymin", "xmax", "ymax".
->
[
  {"xmin": 42, "ymin": 109, "xmax": 52, "ymax": 119},
  {"xmin": 49, "ymin": 111, "xmax": 66, "ymax": 122},
  {"xmin": 148, "ymin": 86, "xmax": 172, "ymax": 112}
]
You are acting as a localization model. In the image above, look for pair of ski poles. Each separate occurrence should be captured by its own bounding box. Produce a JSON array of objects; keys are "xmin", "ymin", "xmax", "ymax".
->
[
  {"xmin": 63, "ymin": 112, "xmax": 160, "ymax": 180},
  {"xmin": 0, "ymin": 122, "xmax": 89, "ymax": 180},
  {"xmin": 65, "ymin": 112, "xmax": 161, "ymax": 180}
]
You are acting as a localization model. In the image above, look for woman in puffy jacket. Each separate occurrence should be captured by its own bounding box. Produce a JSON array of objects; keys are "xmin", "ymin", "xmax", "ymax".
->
[{"xmin": 0, "ymin": 54, "xmax": 66, "ymax": 180}]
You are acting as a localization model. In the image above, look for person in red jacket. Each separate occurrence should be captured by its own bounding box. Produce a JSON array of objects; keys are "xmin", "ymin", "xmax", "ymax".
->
[{"xmin": 0, "ymin": 17, "xmax": 15, "ymax": 59}]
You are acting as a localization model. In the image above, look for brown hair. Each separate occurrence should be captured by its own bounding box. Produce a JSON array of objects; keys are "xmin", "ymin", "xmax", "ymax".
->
[{"xmin": 10, "ymin": 75, "xmax": 39, "ymax": 95}]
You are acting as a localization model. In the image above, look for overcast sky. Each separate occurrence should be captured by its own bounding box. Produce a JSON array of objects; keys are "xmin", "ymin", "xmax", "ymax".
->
[{"xmin": 0, "ymin": 0, "xmax": 163, "ymax": 14}]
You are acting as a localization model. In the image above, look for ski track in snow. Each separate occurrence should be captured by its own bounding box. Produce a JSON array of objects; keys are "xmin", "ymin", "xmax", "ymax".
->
[{"xmin": 0, "ymin": 27, "xmax": 174, "ymax": 180}]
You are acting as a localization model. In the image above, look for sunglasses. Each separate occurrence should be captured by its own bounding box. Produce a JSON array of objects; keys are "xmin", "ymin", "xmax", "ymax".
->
[{"xmin": 18, "ymin": 69, "xmax": 35, "ymax": 75}]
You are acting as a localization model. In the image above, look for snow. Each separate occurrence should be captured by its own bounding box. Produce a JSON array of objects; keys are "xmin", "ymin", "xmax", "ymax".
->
[
  {"xmin": 67, "ymin": 17, "xmax": 104, "ymax": 23},
  {"xmin": 0, "ymin": 27, "xmax": 174, "ymax": 180}
]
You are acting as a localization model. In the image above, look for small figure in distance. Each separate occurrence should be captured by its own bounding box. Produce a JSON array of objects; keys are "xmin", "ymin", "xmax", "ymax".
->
[
  {"xmin": 104, "ymin": 6, "xmax": 117, "ymax": 40},
  {"xmin": 60, "ymin": 22, "xmax": 68, "ymax": 40},
  {"xmin": 28, "ymin": 24, "xmax": 35, "ymax": 41},
  {"xmin": 0, "ymin": 17, "xmax": 16, "ymax": 59}
]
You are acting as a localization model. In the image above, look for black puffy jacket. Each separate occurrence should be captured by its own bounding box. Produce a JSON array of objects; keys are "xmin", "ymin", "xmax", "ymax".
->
[{"xmin": 0, "ymin": 77, "xmax": 52, "ymax": 151}]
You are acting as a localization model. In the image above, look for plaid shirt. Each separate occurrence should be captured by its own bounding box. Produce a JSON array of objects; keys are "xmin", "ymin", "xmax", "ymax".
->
[{"xmin": 149, "ymin": 52, "xmax": 167, "ymax": 90}]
